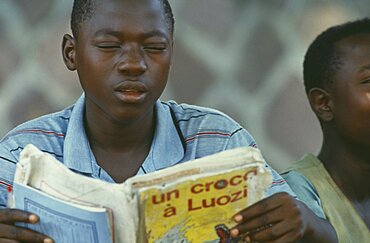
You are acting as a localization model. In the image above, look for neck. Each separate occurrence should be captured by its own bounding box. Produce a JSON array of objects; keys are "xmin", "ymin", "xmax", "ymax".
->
[
  {"xmin": 318, "ymin": 137, "xmax": 370, "ymax": 201},
  {"xmin": 84, "ymin": 106, "xmax": 156, "ymax": 153}
]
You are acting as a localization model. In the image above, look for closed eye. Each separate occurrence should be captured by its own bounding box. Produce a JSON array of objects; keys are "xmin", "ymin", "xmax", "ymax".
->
[
  {"xmin": 98, "ymin": 45, "xmax": 120, "ymax": 49},
  {"xmin": 145, "ymin": 47, "xmax": 166, "ymax": 51},
  {"xmin": 96, "ymin": 43, "xmax": 121, "ymax": 49},
  {"xmin": 143, "ymin": 44, "xmax": 167, "ymax": 53}
]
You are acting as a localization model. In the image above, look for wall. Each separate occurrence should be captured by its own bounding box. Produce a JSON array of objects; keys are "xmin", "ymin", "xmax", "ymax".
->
[{"xmin": 0, "ymin": 0, "xmax": 368, "ymax": 170}]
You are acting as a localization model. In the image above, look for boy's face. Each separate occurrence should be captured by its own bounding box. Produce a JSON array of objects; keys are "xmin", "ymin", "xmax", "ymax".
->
[
  {"xmin": 329, "ymin": 33, "xmax": 370, "ymax": 147},
  {"xmin": 69, "ymin": 0, "xmax": 173, "ymax": 123}
]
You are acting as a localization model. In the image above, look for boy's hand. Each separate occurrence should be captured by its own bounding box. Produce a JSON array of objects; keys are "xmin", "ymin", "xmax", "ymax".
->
[
  {"xmin": 0, "ymin": 208, "xmax": 53, "ymax": 242},
  {"xmin": 230, "ymin": 192, "xmax": 317, "ymax": 243}
]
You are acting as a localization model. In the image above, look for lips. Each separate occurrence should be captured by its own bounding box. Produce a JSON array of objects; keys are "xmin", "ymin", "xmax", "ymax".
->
[
  {"xmin": 113, "ymin": 81, "xmax": 148, "ymax": 103},
  {"xmin": 114, "ymin": 81, "xmax": 148, "ymax": 92}
]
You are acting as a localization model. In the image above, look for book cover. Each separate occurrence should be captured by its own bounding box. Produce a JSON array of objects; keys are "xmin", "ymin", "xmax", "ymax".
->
[{"xmin": 139, "ymin": 165, "xmax": 267, "ymax": 243}]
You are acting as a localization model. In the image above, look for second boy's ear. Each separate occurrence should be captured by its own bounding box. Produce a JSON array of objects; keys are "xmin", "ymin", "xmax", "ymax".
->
[
  {"xmin": 62, "ymin": 34, "xmax": 77, "ymax": 71},
  {"xmin": 308, "ymin": 88, "xmax": 334, "ymax": 122}
]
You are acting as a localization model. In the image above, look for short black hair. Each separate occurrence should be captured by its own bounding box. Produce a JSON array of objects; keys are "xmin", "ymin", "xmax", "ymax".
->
[
  {"xmin": 70, "ymin": 0, "xmax": 175, "ymax": 38},
  {"xmin": 303, "ymin": 18, "xmax": 370, "ymax": 93}
]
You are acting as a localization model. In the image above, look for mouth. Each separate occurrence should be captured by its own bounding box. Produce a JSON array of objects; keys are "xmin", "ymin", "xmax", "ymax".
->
[{"xmin": 114, "ymin": 81, "xmax": 148, "ymax": 103}]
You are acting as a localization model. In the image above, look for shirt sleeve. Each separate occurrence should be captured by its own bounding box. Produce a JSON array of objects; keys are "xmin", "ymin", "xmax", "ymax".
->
[
  {"xmin": 282, "ymin": 171, "xmax": 326, "ymax": 219},
  {"xmin": 0, "ymin": 143, "xmax": 18, "ymax": 208},
  {"xmin": 225, "ymin": 128, "xmax": 296, "ymax": 198}
]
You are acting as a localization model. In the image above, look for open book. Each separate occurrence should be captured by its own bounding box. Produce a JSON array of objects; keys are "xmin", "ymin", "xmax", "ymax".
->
[{"xmin": 9, "ymin": 144, "xmax": 272, "ymax": 243}]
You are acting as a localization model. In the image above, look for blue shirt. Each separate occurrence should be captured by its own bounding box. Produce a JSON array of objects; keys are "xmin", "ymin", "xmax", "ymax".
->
[
  {"xmin": 0, "ymin": 95, "xmax": 293, "ymax": 207},
  {"xmin": 282, "ymin": 171, "xmax": 325, "ymax": 219}
]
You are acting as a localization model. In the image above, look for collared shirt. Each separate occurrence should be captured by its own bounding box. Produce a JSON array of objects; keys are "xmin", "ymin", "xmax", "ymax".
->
[{"xmin": 0, "ymin": 95, "xmax": 293, "ymax": 207}]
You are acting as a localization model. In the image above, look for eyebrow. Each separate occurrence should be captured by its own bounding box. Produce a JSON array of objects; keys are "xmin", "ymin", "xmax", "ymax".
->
[
  {"xmin": 94, "ymin": 29, "xmax": 123, "ymax": 37},
  {"xmin": 94, "ymin": 29, "xmax": 170, "ymax": 41},
  {"xmin": 141, "ymin": 30, "xmax": 170, "ymax": 40}
]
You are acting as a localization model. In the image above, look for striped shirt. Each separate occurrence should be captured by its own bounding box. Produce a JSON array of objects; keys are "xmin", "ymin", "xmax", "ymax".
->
[{"xmin": 0, "ymin": 94, "xmax": 293, "ymax": 207}]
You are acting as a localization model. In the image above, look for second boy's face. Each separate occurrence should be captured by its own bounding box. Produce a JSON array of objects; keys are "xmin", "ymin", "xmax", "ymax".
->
[
  {"xmin": 330, "ymin": 33, "xmax": 370, "ymax": 147},
  {"xmin": 73, "ymin": 0, "xmax": 173, "ymax": 123}
]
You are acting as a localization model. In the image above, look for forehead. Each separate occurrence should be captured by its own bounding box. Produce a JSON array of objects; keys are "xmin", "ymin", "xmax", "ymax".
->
[
  {"xmin": 335, "ymin": 33, "xmax": 370, "ymax": 62},
  {"xmin": 79, "ymin": 0, "xmax": 170, "ymax": 38},
  {"xmin": 331, "ymin": 34, "xmax": 370, "ymax": 83}
]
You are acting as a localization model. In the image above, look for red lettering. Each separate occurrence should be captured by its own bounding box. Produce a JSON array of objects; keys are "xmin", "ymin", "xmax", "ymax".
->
[
  {"xmin": 188, "ymin": 199, "xmax": 202, "ymax": 211},
  {"xmin": 202, "ymin": 198, "xmax": 216, "ymax": 208},
  {"xmin": 166, "ymin": 190, "xmax": 179, "ymax": 200},
  {"xmin": 217, "ymin": 195, "xmax": 231, "ymax": 206},
  {"xmin": 191, "ymin": 184, "xmax": 203, "ymax": 194},
  {"xmin": 243, "ymin": 169, "xmax": 257, "ymax": 181},
  {"xmin": 230, "ymin": 175, "xmax": 242, "ymax": 186},
  {"xmin": 205, "ymin": 181, "xmax": 214, "ymax": 192},
  {"xmin": 214, "ymin": 179, "xmax": 228, "ymax": 190},
  {"xmin": 230, "ymin": 191, "xmax": 242, "ymax": 202},
  {"xmin": 243, "ymin": 186, "xmax": 248, "ymax": 198},
  {"xmin": 163, "ymin": 204, "xmax": 177, "ymax": 217},
  {"xmin": 152, "ymin": 194, "xmax": 165, "ymax": 204}
]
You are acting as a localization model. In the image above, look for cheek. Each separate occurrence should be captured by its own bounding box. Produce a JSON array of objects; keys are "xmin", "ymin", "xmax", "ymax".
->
[
  {"xmin": 336, "ymin": 93, "xmax": 370, "ymax": 133},
  {"xmin": 78, "ymin": 57, "xmax": 113, "ymax": 83},
  {"xmin": 77, "ymin": 46, "xmax": 115, "ymax": 69},
  {"xmin": 356, "ymin": 91, "xmax": 370, "ymax": 113},
  {"xmin": 148, "ymin": 57, "xmax": 171, "ymax": 80}
]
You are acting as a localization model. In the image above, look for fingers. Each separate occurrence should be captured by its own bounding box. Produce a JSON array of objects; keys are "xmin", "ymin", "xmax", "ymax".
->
[
  {"xmin": 252, "ymin": 228, "xmax": 303, "ymax": 243},
  {"xmin": 234, "ymin": 209, "xmax": 277, "ymax": 234},
  {"xmin": 0, "ymin": 209, "xmax": 53, "ymax": 242},
  {"xmin": 233, "ymin": 199, "xmax": 297, "ymax": 234},
  {"xmin": 0, "ymin": 224, "xmax": 53, "ymax": 243},
  {"xmin": 248, "ymin": 221, "xmax": 298, "ymax": 242},
  {"xmin": 0, "ymin": 239, "xmax": 21, "ymax": 243},
  {"xmin": 231, "ymin": 192, "xmax": 307, "ymax": 241},
  {"xmin": 230, "ymin": 223, "xmax": 273, "ymax": 241},
  {"xmin": 0, "ymin": 209, "xmax": 38, "ymax": 224},
  {"xmin": 234, "ymin": 192, "xmax": 291, "ymax": 222}
]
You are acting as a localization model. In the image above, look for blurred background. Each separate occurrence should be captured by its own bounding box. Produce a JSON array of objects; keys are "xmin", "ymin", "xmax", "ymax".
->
[{"xmin": 0, "ymin": 0, "xmax": 368, "ymax": 171}]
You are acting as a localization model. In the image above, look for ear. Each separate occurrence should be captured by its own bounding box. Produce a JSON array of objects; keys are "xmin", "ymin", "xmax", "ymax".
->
[
  {"xmin": 308, "ymin": 88, "xmax": 333, "ymax": 122},
  {"xmin": 62, "ymin": 34, "xmax": 77, "ymax": 71}
]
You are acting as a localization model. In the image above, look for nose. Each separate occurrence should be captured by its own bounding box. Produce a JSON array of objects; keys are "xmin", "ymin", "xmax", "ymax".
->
[{"xmin": 117, "ymin": 45, "xmax": 147, "ymax": 76}]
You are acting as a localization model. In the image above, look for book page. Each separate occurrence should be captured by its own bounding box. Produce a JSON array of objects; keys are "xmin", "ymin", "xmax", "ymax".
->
[
  {"xmin": 10, "ymin": 144, "xmax": 138, "ymax": 243},
  {"xmin": 13, "ymin": 182, "xmax": 112, "ymax": 243}
]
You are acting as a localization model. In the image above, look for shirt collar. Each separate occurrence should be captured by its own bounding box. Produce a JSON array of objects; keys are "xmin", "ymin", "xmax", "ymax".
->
[
  {"xmin": 139, "ymin": 101, "xmax": 185, "ymax": 173},
  {"xmin": 63, "ymin": 95, "xmax": 185, "ymax": 175},
  {"xmin": 63, "ymin": 94, "xmax": 93, "ymax": 173}
]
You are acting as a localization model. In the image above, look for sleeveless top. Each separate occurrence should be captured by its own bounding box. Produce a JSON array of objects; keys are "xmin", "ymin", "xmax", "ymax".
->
[{"xmin": 283, "ymin": 154, "xmax": 369, "ymax": 243}]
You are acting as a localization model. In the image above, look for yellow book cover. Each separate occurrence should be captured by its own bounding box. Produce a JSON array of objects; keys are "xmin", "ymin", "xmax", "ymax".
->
[{"xmin": 137, "ymin": 163, "xmax": 272, "ymax": 242}]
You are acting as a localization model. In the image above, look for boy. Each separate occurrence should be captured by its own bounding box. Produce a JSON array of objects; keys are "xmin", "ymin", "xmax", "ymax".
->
[
  {"xmin": 282, "ymin": 18, "xmax": 370, "ymax": 242},
  {"xmin": 0, "ymin": 0, "xmax": 336, "ymax": 242}
]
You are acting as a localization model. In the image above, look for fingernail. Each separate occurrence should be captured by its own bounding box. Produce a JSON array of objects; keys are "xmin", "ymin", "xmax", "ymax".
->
[
  {"xmin": 230, "ymin": 228, "xmax": 239, "ymax": 237},
  {"xmin": 234, "ymin": 214, "xmax": 243, "ymax": 222},
  {"xmin": 44, "ymin": 238, "xmax": 53, "ymax": 243},
  {"xmin": 28, "ymin": 214, "xmax": 38, "ymax": 223}
]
